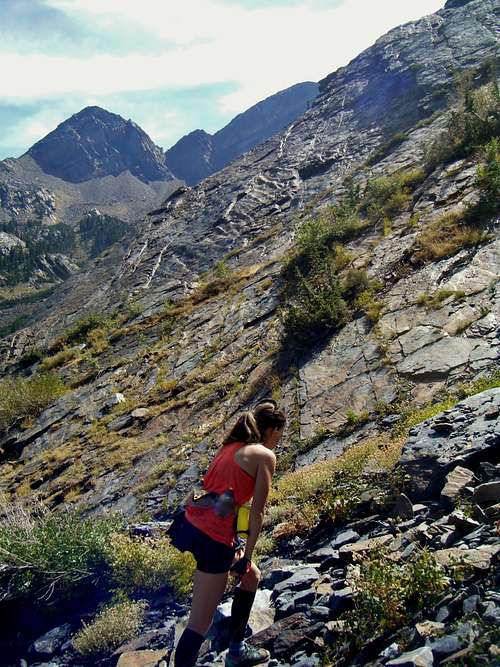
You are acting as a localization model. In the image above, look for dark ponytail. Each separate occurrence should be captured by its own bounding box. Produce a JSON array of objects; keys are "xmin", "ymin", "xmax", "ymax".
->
[{"xmin": 223, "ymin": 399, "xmax": 286, "ymax": 444}]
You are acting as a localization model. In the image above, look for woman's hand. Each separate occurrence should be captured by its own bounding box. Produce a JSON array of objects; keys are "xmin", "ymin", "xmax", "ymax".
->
[
  {"xmin": 232, "ymin": 545, "xmax": 245, "ymax": 565},
  {"xmin": 230, "ymin": 555, "xmax": 252, "ymax": 581}
]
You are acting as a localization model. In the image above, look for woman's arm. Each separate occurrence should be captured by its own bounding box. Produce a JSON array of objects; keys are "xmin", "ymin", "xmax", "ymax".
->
[{"xmin": 244, "ymin": 449, "xmax": 276, "ymax": 560}]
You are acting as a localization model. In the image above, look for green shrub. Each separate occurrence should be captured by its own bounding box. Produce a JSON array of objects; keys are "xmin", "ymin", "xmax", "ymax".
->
[
  {"xmin": 425, "ymin": 73, "xmax": 500, "ymax": 169},
  {"xmin": 106, "ymin": 533, "xmax": 195, "ymax": 598},
  {"xmin": 0, "ymin": 502, "xmax": 121, "ymax": 601},
  {"xmin": 284, "ymin": 203, "xmax": 363, "ymax": 283},
  {"xmin": 52, "ymin": 313, "xmax": 112, "ymax": 351},
  {"xmin": 18, "ymin": 347, "xmax": 44, "ymax": 368},
  {"xmin": 0, "ymin": 372, "xmax": 66, "ymax": 432},
  {"xmin": 281, "ymin": 264, "xmax": 348, "ymax": 346},
  {"xmin": 475, "ymin": 137, "xmax": 500, "ymax": 211},
  {"xmin": 361, "ymin": 170, "xmax": 425, "ymax": 225},
  {"xmin": 348, "ymin": 547, "xmax": 448, "ymax": 641},
  {"xmin": 73, "ymin": 599, "xmax": 147, "ymax": 656}
]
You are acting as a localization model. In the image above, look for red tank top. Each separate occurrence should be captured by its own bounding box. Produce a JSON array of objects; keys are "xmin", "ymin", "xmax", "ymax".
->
[{"xmin": 185, "ymin": 441, "xmax": 255, "ymax": 547}]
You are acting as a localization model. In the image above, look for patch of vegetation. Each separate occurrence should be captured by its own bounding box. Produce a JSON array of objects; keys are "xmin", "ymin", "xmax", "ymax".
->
[
  {"xmin": 40, "ymin": 347, "xmax": 79, "ymax": 371},
  {"xmin": 281, "ymin": 263, "xmax": 348, "ymax": 347},
  {"xmin": 284, "ymin": 201, "xmax": 364, "ymax": 282},
  {"xmin": 425, "ymin": 63, "xmax": 500, "ymax": 170},
  {"xmin": 73, "ymin": 599, "xmax": 148, "ymax": 656},
  {"xmin": 267, "ymin": 437, "xmax": 392, "ymax": 540},
  {"xmin": 51, "ymin": 313, "xmax": 114, "ymax": 352},
  {"xmin": 0, "ymin": 372, "xmax": 66, "ymax": 432},
  {"xmin": 280, "ymin": 170, "xmax": 425, "ymax": 354},
  {"xmin": 456, "ymin": 367, "xmax": 500, "ymax": 399},
  {"xmin": 0, "ymin": 503, "xmax": 121, "ymax": 601},
  {"xmin": 160, "ymin": 300, "xmax": 183, "ymax": 339},
  {"xmin": 190, "ymin": 264, "xmax": 262, "ymax": 305},
  {"xmin": 475, "ymin": 136, "xmax": 500, "ymax": 213},
  {"xmin": 0, "ymin": 314, "xmax": 29, "ymax": 338},
  {"xmin": 18, "ymin": 347, "xmax": 44, "ymax": 368},
  {"xmin": 410, "ymin": 211, "xmax": 489, "ymax": 266},
  {"xmin": 106, "ymin": 533, "xmax": 195, "ymax": 599},
  {"xmin": 267, "ymin": 369, "xmax": 499, "ymax": 542},
  {"xmin": 416, "ymin": 288, "xmax": 465, "ymax": 310},
  {"xmin": 346, "ymin": 547, "xmax": 448, "ymax": 641},
  {"xmin": 78, "ymin": 211, "xmax": 129, "ymax": 259},
  {"xmin": 360, "ymin": 170, "xmax": 426, "ymax": 227},
  {"xmin": 0, "ymin": 220, "xmax": 77, "ymax": 286},
  {"xmin": 0, "ymin": 285, "xmax": 57, "ymax": 311}
]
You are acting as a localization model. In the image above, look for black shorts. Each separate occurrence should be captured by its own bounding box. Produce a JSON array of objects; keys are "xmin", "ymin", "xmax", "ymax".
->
[{"xmin": 168, "ymin": 510, "xmax": 236, "ymax": 574}]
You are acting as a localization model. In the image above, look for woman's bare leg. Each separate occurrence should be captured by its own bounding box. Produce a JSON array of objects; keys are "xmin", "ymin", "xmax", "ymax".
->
[
  {"xmin": 187, "ymin": 569, "xmax": 229, "ymax": 634},
  {"xmin": 238, "ymin": 562, "xmax": 261, "ymax": 592},
  {"xmin": 174, "ymin": 570, "xmax": 229, "ymax": 666}
]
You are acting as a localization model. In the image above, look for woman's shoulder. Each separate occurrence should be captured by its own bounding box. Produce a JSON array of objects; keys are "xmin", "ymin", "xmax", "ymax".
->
[{"xmin": 243, "ymin": 442, "xmax": 276, "ymax": 463}]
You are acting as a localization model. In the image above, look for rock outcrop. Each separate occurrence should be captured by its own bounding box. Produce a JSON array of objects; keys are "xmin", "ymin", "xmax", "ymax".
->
[{"xmin": 165, "ymin": 82, "xmax": 319, "ymax": 185}]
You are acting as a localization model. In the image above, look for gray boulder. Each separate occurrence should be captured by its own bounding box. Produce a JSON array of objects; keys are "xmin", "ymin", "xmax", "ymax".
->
[
  {"xmin": 30, "ymin": 624, "xmax": 72, "ymax": 657},
  {"xmin": 386, "ymin": 646, "xmax": 434, "ymax": 666},
  {"xmin": 397, "ymin": 389, "xmax": 500, "ymax": 499}
]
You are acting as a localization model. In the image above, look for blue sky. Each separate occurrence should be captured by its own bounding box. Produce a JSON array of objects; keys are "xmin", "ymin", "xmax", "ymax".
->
[{"xmin": 0, "ymin": 0, "xmax": 444, "ymax": 159}]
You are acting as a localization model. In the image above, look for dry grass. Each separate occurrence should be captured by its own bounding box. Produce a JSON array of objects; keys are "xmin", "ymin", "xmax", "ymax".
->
[
  {"xmin": 106, "ymin": 533, "xmax": 195, "ymax": 597},
  {"xmin": 41, "ymin": 347, "xmax": 79, "ymax": 371},
  {"xmin": 412, "ymin": 211, "xmax": 488, "ymax": 265},
  {"xmin": 267, "ymin": 434, "xmax": 404, "ymax": 538},
  {"xmin": 73, "ymin": 600, "xmax": 148, "ymax": 656}
]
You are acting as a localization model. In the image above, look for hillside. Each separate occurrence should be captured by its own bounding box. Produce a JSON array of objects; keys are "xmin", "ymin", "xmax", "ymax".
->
[{"xmin": 0, "ymin": 0, "xmax": 498, "ymax": 665}]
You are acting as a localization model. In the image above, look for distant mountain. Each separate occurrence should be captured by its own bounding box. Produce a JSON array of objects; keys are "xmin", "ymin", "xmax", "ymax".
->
[
  {"xmin": 165, "ymin": 82, "xmax": 319, "ymax": 184},
  {"xmin": 27, "ymin": 106, "xmax": 174, "ymax": 184}
]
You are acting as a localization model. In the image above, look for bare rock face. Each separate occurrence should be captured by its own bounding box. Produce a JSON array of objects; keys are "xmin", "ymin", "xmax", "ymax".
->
[
  {"xmin": 28, "ymin": 106, "xmax": 174, "ymax": 184},
  {"xmin": 165, "ymin": 82, "xmax": 319, "ymax": 185},
  {"xmin": 0, "ymin": 179, "xmax": 56, "ymax": 224},
  {"xmin": 0, "ymin": 231, "xmax": 26, "ymax": 255}
]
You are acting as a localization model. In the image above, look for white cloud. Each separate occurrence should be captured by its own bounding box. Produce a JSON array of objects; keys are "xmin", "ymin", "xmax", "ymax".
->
[{"xmin": 2, "ymin": 0, "xmax": 445, "ymax": 118}]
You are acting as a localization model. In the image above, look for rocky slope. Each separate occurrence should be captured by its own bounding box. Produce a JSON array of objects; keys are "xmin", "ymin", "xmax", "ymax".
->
[
  {"xmin": 165, "ymin": 82, "xmax": 319, "ymax": 185},
  {"xmin": 0, "ymin": 0, "xmax": 498, "ymax": 664}
]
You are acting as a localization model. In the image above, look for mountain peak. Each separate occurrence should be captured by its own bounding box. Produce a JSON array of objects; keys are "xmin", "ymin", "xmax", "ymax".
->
[{"xmin": 27, "ymin": 106, "xmax": 173, "ymax": 184}]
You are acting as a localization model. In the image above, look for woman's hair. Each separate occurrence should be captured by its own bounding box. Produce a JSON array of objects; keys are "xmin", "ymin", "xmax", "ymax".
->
[{"xmin": 223, "ymin": 399, "xmax": 286, "ymax": 444}]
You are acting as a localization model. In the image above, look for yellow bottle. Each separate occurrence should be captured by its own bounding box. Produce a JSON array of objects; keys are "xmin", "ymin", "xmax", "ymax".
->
[{"xmin": 236, "ymin": 503, "xmax": 250, "ymax": 537}]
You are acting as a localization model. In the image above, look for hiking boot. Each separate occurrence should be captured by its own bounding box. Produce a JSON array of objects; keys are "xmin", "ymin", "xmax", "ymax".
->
[{"xmin": 225, "ymin": 645, "xmax": 271, "ymax": 667}]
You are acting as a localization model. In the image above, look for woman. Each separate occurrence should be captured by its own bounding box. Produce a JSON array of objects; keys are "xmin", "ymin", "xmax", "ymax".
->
[{"xmin": 170, "ymin": 400, "xmax": 286, "ymax": 667}]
